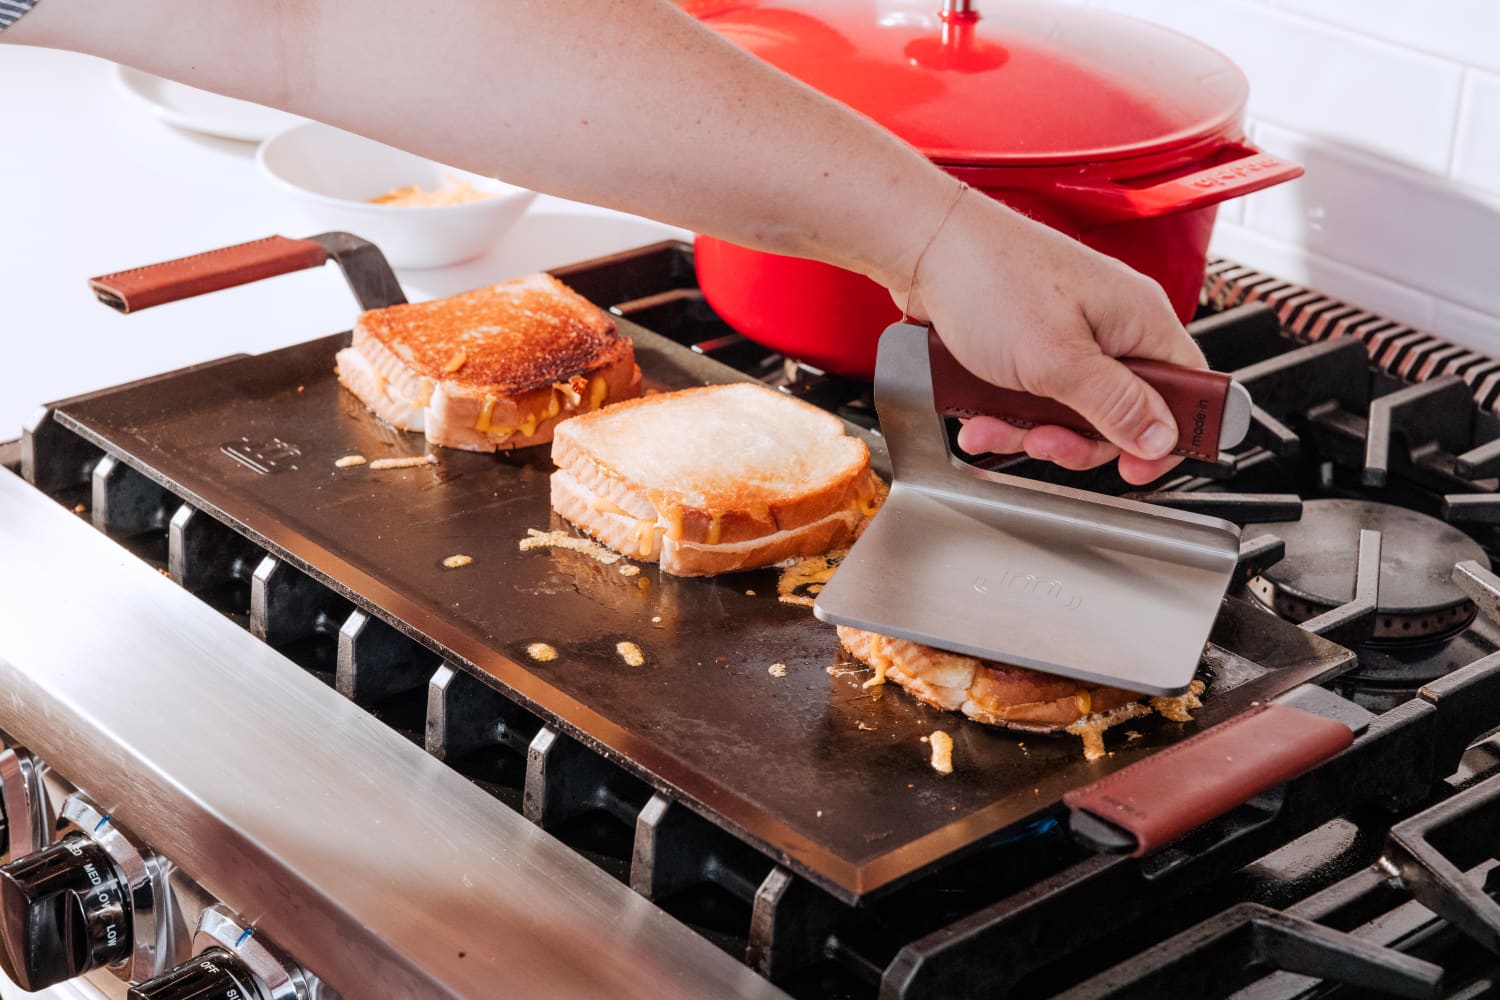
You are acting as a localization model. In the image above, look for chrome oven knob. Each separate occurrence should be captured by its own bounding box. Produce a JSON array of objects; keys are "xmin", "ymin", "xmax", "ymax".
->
[
  {"xmin": 0, "ymin": 832, "xmax": 132, "ymax": 990},
  {"xmin": 129, "ymin": 946, "xmax": 272, "ymax": 1000}
]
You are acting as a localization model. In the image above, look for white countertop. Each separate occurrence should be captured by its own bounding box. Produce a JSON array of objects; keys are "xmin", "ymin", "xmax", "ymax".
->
[{"xmin": 0, "ymin": 46, "xmax": 689, "ymax": 440}]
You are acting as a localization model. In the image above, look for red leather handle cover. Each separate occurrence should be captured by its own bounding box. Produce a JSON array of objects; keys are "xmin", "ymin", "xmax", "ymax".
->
[
  {"xmin": 88, "ymin": 235, "xmax": 330, "ymax": 313},
  {"xmin": 1063, "ymin": 703, "xmax": 1352, "ymax": 857},
  {"xmin": 928, "ymin": 330, "xmax": 1233, "ymax": 462}
]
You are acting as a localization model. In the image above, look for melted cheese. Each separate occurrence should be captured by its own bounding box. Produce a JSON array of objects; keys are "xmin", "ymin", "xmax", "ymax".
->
[
  {"xmin": 586, "ymin": 495, "xmax": 632, "ymax": 516},
  {"xmin": 588, "ymin": 375, "xmax": 609, "ymax": 411},
  {"xmin": 706, "ymin": 512, "xmax": 723, "ymax": 546},
  {"xmin": 627, "ymin": 518, "xmax": 659, "ymax": 558},
  {"xmin": 664, "ymin": 506, "xmax": 685, "ymax": 543},
  {"xmin": 862, "ymin": 634, "xmax": 891, "ymax": 689},
  {"xmin": 475, "ymin": 397, "xmax": 499, "ymax": 433}
]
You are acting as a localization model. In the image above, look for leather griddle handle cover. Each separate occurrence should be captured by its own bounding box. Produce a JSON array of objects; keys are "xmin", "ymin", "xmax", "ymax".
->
[
  {"xmin": 928, "ymin": 329, "xmax": 1233, "ymax": 462},
  {"xmin": 1063, "ymin": 703, "xmax": 1353, "ymax": 857},
  {"xmin": 88, "ymin": 235, "xmax": 330, "ymax": 313}
]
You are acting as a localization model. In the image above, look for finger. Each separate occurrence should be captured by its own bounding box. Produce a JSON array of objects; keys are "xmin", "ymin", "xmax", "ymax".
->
[
  {"xmin": 1039, "ymin": 353, "xmax": 1178, "ymax": 461},
  {"xmin": 1090, "ymin": 269, "xmax": 1207, "ymax": 370},
  {"xmin": 1117, "ymin": 452, "xmax": 1183, "ymax": 486},
  {"xmin": 955, "ymin": 416, "xmax": 1026, "ymax": 456},
  {"xmin": 1020, "ymin": 425, "xmax": 1119, "ymax": 471}
]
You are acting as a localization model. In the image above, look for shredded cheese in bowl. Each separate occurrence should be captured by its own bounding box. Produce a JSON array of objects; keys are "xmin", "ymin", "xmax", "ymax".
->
[{"xmin": 370, "ymin": 176, "xmax": 501, "ymax": 207}]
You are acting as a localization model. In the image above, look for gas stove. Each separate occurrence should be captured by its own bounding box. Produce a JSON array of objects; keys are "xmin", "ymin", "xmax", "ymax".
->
[{"xmin": 5, "ymin": 240, "xmax": 1500, "ymax": 999}]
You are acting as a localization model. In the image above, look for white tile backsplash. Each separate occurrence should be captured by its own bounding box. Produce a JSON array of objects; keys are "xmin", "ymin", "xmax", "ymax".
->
[
  {"xmin": 1208, "ymin": 223, "xmax": 1439, "ymax": 332},
  {"xmin": 1273, "ymin": 0, "xmax": 1500, "ymax": 75},
  {"xmin": 1435, "ymin": 299, "xmax": 1500, "ymax": 354},
  {"xmin": 1091, "ymin": 0, "xmax": 1463, "ymax": 174},
  {"xmin": 1455, "ymin": 71, "xmax": 1500, "ymax": 197},
  {"xmin": 1070, "ymin": 0, "xmax": 1500, "ymax": 354},
  {"xmin": 1241, "ymin": 122, "xmax": 1500, "ymax": 319}
]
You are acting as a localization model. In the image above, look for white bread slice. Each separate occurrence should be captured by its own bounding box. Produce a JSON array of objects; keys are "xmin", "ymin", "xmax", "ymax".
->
[
  {"xmin": 551, "ymin": 467, "xmax": 870, "ymax": 575},
  {"xmin": 335, "ymin": 274, "xmax": 641, "ymax": 452},
  {"xmin": 837, "ymin": 626, "xmax": 1142, "ymax": 732},
  {"xmin": 549, "ymin": 383, "xmax": 882, "ymax": 575}
]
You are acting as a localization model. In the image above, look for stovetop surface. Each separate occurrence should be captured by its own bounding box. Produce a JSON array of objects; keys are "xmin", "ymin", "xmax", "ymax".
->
[{"xmin": 20, "ymin": 242, "xmax": 1500, "ymax": 998}]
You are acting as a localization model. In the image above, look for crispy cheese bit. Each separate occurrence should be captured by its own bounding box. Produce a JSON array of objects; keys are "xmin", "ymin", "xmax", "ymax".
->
[
  {"xmin": 442, "ymin": 554, "xmax": 473, "ymax": 569},
  {"xmin": 72, "ymin": 504, "xmax": 86, "ymax": 514},
  {"xmin": 618, "ymin": 563, "xmax": 641, "ymax": 577},
  {"xmin": 526, "ymin": 642, "xmax": 558, "ymax": 662},
  {"xmin": 777, "ymin": 550, "xmax": 846, "ymax": 608},
  {"xmin": 553, "ymin": 375, "xmax": 587, "ymax": 408},
  {"xmin": 443, "ymin": 348, "xmax": 468, "ymax": 374},
  {"xmin": 929, "ymin": 731, "xmax": 954, "ymax": 775},
  {"xmin": 519, "ymin": 528, "xmax": 622, "ymax": 565},
  {"xmin": 862, "ymin": 634, "xmax": 891, "ymax": 689},
  {"xmin": 856, "ymin": 721, "xmax": 876, "ymax": 731},
  {"xmin": 768, "ymin": 662, "xmax": 788, "ymax": 678},
  {"xmin": 1066, "ymin": 702, "xmax": 1155, "ymax": 762},
  {"xmin": 1150, "ymin": 679, "xmax": 1207, "ymax": 723},
  {"xmin": 369, "ymin": 454, "xmax": 437, "ymax": 471},
  {"xmin": 616, "ymin": 641, "xmax": 645, "ymax": 667},
  {"xmin": 334, "ymin": 454, "xmax": 368, "ymax": 468}
]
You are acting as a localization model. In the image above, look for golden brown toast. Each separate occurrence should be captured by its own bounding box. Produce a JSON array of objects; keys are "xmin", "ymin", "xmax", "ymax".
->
[
  {"xmin": 549, "ymin": 383, "xmax": 883, "ymax": 575},
  {"xmin": 335, "ymin": 274, "xmax": 641, "ymax": 452}
]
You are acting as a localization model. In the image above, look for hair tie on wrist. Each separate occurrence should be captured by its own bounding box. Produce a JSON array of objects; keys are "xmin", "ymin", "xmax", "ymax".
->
[{"xmin": 902, "ymin": 181, "xmax": 969, "ymax": 322}]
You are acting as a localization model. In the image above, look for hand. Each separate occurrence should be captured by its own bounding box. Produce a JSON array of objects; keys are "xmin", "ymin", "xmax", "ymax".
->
[{"xmin": 893, "ymin": 186, "xmax": 1207, "ymax": 486}]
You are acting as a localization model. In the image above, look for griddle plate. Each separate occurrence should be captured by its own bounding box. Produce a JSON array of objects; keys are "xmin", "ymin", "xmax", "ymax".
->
[{"xmin": 53, "ymin": 321, "xmax": 1354, "ymax": 901}]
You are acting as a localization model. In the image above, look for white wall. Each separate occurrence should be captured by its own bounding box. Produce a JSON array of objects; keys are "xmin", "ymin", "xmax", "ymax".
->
[{"xmin": 1063, "ymin": 0, "xmax": 1500, "ymax": 352}]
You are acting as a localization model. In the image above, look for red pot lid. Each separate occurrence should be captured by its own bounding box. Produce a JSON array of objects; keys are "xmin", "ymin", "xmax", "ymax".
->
[{"xmin": 688, "ymin": 0, "xmax": 1249, "ymax": 166}]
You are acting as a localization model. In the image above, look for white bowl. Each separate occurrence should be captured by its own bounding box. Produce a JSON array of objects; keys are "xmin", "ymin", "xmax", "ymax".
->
[{"xmin": 256, "ymin": 123, "xmax": 537, "ymax": 269}]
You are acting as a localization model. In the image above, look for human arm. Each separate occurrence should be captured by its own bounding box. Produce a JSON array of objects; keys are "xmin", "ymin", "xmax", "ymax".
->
[{"xmin": 5, "ymin": 0, "xmax": 1202, "ymax": 483}]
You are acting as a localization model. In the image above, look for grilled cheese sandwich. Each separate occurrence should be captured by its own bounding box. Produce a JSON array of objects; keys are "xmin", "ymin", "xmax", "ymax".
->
[{"xmin": 335, "ymin": 274, "xmax": 641, "ymax": 451}]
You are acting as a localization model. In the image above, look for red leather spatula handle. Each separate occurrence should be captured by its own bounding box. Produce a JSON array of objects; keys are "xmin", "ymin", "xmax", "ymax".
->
[
  {"xmin": 88, "ymin": 235, "xmax": 331, "ymax": 313},
  {"xmin": 927, "ymin": 330, "xmax": 1237, "ymax": 463}
]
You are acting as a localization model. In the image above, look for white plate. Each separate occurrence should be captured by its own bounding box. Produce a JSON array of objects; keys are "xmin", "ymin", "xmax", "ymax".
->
[{"xmin": 113, "ymin": 65, "xmax": 306, "ymax": 143}]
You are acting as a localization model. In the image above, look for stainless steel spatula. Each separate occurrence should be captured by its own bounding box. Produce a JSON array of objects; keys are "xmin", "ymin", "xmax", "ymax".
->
[{"xmin": 813, "ymin": 323, "xmax": 1253, "ymax": 696}]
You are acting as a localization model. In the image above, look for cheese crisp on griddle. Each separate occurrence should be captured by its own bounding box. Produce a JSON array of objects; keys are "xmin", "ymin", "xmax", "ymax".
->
[{"xmin": 335, "ymin": 274, "xmax": 641, "ymax": 451}]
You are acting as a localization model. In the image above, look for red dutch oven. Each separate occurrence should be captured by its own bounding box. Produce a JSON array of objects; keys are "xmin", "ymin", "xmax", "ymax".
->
[{"xmin": 689, "ymin": 0, "xmax": 1304, "ymax": 380}]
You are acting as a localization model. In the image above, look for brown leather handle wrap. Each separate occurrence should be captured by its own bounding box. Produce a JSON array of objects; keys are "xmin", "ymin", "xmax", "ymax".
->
[
  {"xmin": 928, "ymin": 330, "xmax": 1233, "ymax": 462},
  {"xmin": 88, "ymin": 235, "xmax": 330, "ymax": 313},
  {"xmin": 1063, "ymin": 703, "xmax": 1352, "ymax": 857}
]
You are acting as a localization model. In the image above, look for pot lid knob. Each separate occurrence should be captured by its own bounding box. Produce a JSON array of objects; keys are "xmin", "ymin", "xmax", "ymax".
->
[{"xmin": 912, "ymin": 0, "xmax": 1006, "ymax": 73}]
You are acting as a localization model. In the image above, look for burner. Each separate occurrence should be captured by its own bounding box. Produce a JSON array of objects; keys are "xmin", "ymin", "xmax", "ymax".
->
[{"xmin": 1244, "ymin": 499, "xmax": 1486, "ymax": 641}]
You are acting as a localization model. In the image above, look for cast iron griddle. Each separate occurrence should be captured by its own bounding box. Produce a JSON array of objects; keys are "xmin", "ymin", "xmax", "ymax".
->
[{"xmin": 52, "ymin": 319, "xmax": 1354, "ymax": 900}]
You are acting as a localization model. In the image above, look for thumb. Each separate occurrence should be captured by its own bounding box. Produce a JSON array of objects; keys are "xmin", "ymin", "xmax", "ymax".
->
[{"xmin": 1054, "ymin": 354, "xmax": 1178, "ymax": 460}]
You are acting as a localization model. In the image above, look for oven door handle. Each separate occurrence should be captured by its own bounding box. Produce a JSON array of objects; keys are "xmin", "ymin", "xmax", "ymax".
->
[{"xmin": 87, "ymin": 232, "xmax": 407, "ymax": 314}]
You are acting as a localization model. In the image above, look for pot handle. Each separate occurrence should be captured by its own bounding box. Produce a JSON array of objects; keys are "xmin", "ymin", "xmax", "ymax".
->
[{"xmin": 1051, "ymin": 142, "xmax": 1303, "ymax": 223}]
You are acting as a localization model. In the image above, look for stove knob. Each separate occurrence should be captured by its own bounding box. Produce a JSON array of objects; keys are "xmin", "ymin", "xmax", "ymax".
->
[
  {"xmin": 0, "ymin": 832, "xmax": 131, "ymax": 990},
  {"xmin": 128, "ymin": 947, "xmax": 270, "ymax": 1000}
]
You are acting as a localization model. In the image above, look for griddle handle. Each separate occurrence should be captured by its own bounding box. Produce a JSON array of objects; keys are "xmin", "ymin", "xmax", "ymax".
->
[
  {"xmin": 88, "ymin": 235, "xmax": 331, "ymax": 313},
  {"xmin": 928, "ymin": 330, "xmax": 1250, "ymax": 463},
  {"xmin": 87, "ymin": 233, "xmax": 407, "ymax": 314},
  {"xmin": 1062, "ymin": 702, "xmax": 1352, "ymax": 858}
]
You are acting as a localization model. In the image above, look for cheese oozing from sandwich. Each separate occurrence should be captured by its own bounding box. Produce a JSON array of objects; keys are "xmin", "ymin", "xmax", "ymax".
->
[{"xmin": 335, "ymin": 273, "xmax": 641, "ymax": 452}]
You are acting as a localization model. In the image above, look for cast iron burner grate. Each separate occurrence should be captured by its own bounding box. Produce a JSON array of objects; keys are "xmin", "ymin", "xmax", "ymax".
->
[{"xmin": 14, "ymin": 241, "xmax": 1500, "ymax": 999}]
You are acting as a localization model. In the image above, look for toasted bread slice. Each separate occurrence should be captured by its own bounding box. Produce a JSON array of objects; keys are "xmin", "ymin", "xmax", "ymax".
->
[
  {"xmin": 549, "ymin": 383, "xmax": 882, "ymax": 576},
  {"xmin": 836, "ymin": 626, "xmax": 1141, "ymax": 732},
  {"xmin": 335, "ymin": 274, "xmax": 641, "ymax": 451}
]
